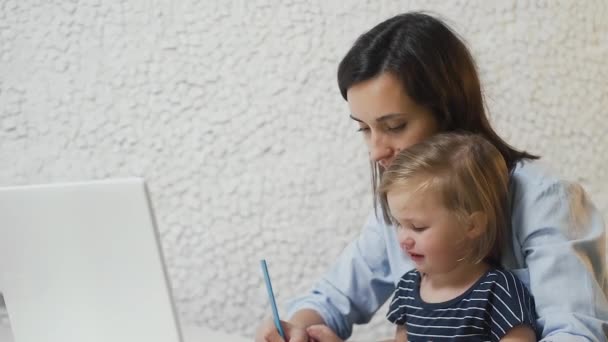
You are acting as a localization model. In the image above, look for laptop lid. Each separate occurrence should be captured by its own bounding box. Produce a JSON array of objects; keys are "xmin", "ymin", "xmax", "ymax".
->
[{"xmin": 0, "ymin": 178, "xmax": 183, "ymax": 342}]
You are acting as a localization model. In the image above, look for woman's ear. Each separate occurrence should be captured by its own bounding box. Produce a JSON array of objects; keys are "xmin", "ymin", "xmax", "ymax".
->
[{"xmin": 466, "ymin": 211, "xmax": 488, "ymax": 239}]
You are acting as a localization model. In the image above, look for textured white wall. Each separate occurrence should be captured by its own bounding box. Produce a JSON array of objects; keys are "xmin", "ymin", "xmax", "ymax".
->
[{"xmin": 1, "ymin": 0, "xmax": 606, "ymax": 340}]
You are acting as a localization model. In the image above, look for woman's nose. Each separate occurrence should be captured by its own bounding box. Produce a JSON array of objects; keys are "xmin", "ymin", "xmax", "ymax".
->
[{"xmin": 369, "ymin": 135, "xmax": 393, "ymax": 165}]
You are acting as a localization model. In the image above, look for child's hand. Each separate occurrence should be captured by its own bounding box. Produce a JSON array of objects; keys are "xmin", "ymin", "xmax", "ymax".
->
[{"xmin": 306, "ymin": 324, "xmax": 344, "ymax": 342}]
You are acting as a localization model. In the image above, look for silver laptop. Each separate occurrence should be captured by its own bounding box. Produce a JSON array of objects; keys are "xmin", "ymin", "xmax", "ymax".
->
[{"xmin": 0, "ymin": 178, "xmax": 184, "ymax": 342}]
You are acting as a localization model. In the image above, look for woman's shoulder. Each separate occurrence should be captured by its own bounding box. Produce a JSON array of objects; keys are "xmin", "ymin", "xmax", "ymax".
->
[
  {"xmin": 509, "ymin": 159, "xmax": 579, "ymax": 202},
  {"xmin": 510, "ymin": 159, "xmax": 561, "ymax": 186},
  {"xmin": 509, "ymin": 159, "xmax": 601, "ymax": 237}
]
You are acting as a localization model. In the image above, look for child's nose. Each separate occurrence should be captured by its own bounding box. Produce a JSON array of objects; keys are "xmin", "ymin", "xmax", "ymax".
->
[{"xmin": 399, "ymin": 237, "xmax": 415, "ymax": 251}]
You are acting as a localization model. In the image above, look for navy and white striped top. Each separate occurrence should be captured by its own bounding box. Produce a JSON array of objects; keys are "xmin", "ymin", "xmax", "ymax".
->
[{"xmin": 386, "ymin": 269, "xmax": 537, "ymax": 342}]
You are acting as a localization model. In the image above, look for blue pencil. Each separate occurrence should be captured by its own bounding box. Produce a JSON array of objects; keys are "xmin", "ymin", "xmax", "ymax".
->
[{"xmin": 260, "ymin": 259, "xmax": 287, "ymax": 340}]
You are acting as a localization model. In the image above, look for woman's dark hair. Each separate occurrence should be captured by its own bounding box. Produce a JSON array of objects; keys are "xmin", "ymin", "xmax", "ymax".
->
[{"xmin": 337, "ymin": 12, "xmax": 538, "ymax": 202}]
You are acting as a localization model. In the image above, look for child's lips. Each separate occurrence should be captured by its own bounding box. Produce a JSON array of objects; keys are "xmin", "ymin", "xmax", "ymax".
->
[{"xmin": 408, "ymin": 252, "xmax": 424, "ymax": 262}]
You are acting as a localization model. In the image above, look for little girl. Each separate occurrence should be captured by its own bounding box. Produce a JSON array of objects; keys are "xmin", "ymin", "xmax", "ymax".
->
[{"xmin": 378, "ymin": 132, "xmax": 537, "ymax": 341}]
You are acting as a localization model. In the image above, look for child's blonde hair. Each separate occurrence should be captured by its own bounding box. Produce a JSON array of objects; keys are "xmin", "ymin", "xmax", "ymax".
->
[{"xmin": 378, "ymin": 132, "xmax": 510, "ymax": 266}]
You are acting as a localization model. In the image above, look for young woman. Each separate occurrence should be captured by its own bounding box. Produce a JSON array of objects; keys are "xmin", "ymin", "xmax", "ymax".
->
[{"xmin": 255, "ymin": 12, "xmax": 607, "ymax": 342}]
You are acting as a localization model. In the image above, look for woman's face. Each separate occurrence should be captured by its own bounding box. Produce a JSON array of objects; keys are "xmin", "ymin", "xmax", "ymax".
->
[{"xmin": 347, "ymin": 72, "xmax": 439, "ymax": 169}]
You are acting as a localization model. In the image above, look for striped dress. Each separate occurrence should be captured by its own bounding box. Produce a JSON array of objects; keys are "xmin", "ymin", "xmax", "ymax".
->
[{"xmin": 386, "ymin": 269, "xmax": 537, "ymax": 342}]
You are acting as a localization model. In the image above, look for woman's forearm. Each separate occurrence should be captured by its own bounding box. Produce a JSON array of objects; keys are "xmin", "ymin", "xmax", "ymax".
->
[{"xmin": 289, "ymin": 308, "xmax": 326, "ymax": 328}]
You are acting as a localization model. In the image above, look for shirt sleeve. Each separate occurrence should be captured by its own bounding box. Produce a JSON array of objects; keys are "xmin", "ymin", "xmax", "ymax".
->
[
  {"xmin": 489, "ymin": 270, "xmax": 538, "ymax": 341},
  {"xmin": 385, "ymin": 276, "xmax": 409, "ymax": 326},
  {"xmin": 285, "ymin": 211, "xmax": 396, "ymax": 340},
  {"xmin": 511, "ymin": 170, "xmax": 608, "ymax": 341}
]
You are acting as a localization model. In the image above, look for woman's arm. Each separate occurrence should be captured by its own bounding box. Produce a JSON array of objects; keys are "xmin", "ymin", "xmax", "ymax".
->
[
  {"xmin": 511, "ymin": 164, "xmax": 608, "ymax": 341},
  {"xmin": 286, "ymin": 212, "xmax": 397, "ymax": 340},
  {"xmin": 289, "ymin": 308, "xmax": 325, "ymax": 327}
]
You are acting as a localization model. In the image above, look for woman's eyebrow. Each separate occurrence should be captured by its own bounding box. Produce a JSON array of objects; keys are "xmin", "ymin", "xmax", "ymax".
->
[
  {"xmin": 349, "ymin": 114, "xmax": 363, "ymax": 122},
  {"xmin": 349, "ymin": 113, "xmax": 407, "ymax": 123},
  {"xmin": 376, "ymin": 113, "xmax": 407, "ymax": 122}
]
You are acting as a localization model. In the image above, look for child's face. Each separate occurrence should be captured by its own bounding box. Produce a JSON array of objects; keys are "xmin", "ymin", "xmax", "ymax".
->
[{"xmin": 387, "ymin": 186, "xmax": 468, "ymax": 275}]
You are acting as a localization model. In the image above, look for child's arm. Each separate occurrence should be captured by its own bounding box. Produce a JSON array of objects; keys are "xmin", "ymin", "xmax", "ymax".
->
[
  {"xmin": 395, "ymin": 325, "xmax": 407, "ymax": 342},
  {"xmin": 375, "ymin": 325, "xmax": 406, "ymax": 342},
  {"xmin": 499, "ymin": 325, "xmax": 536, "ymax": 342},
  {"xmin": 394, "ymin": 325, "xmax": 407, "ymax": 342}
]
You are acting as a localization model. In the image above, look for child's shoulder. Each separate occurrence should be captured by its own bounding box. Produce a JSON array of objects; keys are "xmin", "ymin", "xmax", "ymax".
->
[
  {"xmin": 481, "ymin": 268, "xmax": 533, "ymax": 298},
  {"xmin": 398, "ymin": 269, "xmax": 420, "ymax": 281},
  {"xmin": 395, "ymin": 269, "xmax": 420, "ymax": 287},
  {"xmin": 481, "ymin": 269, "xmax": 538, "ymax": 337}
]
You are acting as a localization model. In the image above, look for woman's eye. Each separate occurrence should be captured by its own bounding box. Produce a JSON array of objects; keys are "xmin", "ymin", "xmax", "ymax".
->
[
  {"xmin": 387, "ymin": 123, "xmax": 407, "ymax": 132},
  {"xmin": 412, "ymin": 226, "xmax": 428, "ymax": 231},
  {"xmin": 357, "ymin": 127, "xmax": 370, "ymax": 133}
]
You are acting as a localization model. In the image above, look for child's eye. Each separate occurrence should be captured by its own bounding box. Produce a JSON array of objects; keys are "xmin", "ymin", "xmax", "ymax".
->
[
  {"xmin": 412, "ymin": 226, "xmax": 428, "ymax": 231},
  {"xmin": 356, "ymin": 127, "xmax": 370, "ymax": 133}
]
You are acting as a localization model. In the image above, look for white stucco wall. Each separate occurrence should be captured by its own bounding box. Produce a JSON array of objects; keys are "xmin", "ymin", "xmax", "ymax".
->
[{"xmin": 0, "ymin": 1, "xmax": 606, "ymax": 340}]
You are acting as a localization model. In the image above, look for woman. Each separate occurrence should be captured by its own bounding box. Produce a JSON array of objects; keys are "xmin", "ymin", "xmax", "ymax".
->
[{"xmin": 255, "ymin": 12, "xmax": 607, "ymax": 342}]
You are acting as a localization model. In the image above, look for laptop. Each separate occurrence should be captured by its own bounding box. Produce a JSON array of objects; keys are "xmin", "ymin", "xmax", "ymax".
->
[{"xmin": 0, "ymin": 178, "xmax": 184, "ymax": 342}]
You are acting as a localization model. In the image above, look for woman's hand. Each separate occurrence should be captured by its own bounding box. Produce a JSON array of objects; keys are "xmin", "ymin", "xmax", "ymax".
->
[
  {"xmin": 254, "ymin": 318, "xmax": 309, "ymax": 342},
  {"xmin": 306, "ymin": 324, "xmax": 344, "ymax": 342}
]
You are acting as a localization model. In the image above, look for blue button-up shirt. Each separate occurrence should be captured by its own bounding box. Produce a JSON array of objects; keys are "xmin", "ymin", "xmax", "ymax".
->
[{"xmin": 287, "ymin": 160, "xmax": 608, "ymax": 341}]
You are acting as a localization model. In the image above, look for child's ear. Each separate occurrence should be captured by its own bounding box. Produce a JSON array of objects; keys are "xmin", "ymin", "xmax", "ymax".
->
[{"xmin": 466, "ymin": 211, "xmax": 488, "ymax": 239}]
